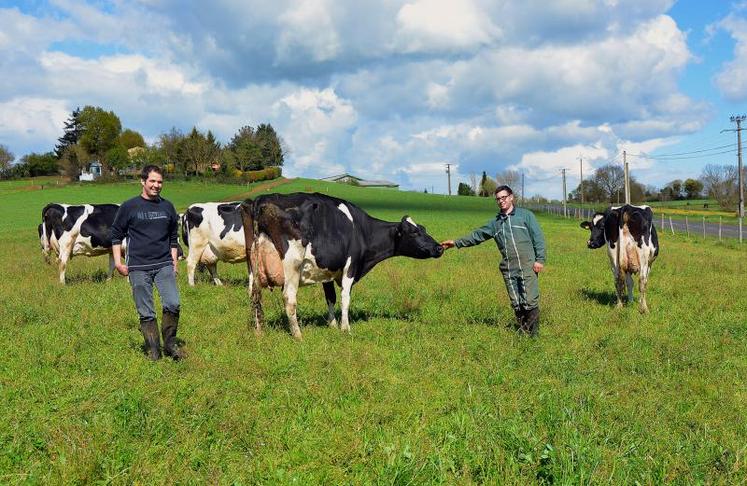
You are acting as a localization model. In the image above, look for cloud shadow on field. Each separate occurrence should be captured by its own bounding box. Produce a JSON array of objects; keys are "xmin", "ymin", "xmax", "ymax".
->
[{"xmin": 581, "ymin": 288, "xmax": 617, "ymax": 306}]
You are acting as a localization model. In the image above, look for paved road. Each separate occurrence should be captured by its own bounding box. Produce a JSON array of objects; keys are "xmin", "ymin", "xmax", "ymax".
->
[{"xmin": 528, "ymin": 204, "xmax": 744, "ymax": 240}]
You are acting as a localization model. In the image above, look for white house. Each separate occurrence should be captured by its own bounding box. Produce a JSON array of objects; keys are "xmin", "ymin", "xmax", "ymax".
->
[{"xmin": 79, "ymin": 161, "xmax": 103, "ymax": 181}]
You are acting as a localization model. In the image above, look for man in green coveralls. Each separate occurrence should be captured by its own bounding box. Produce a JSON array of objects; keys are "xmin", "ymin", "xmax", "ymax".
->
[{"xmin": 441, "ymin": 185, "xmax": 546, "ymax": 336}]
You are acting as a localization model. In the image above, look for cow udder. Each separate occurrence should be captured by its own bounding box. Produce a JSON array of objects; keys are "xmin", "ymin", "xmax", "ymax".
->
[{"xmin": 254, "ymin": 237, "xmax": 284, "ymax": 288}]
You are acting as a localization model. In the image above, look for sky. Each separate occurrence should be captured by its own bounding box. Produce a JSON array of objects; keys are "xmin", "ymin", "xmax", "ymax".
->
[{"xmin": 1, "ymin": 0, "xmax": 747, "ymax": 198}]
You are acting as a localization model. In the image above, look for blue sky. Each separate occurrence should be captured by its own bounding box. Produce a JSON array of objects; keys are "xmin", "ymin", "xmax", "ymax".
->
[{"xmin": 1, "ymin": 0, "xmax": 746, "ymax": 198}]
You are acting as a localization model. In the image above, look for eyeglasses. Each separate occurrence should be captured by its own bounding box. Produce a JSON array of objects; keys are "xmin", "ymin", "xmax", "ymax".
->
[{"xmin": 495, "ymin": 194, "xmax": 512, "ymax": 201}]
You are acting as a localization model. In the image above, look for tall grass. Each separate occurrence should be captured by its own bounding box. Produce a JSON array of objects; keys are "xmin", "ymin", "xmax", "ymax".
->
[{"xmin": 0, "ymin": 179, "xmax": 745, "ymax": 483}]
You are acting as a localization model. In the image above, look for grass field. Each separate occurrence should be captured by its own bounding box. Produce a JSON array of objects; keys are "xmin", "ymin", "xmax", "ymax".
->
[{"xmin": 1, "ymin": 178, "xmax": 745, "ymax": 483}]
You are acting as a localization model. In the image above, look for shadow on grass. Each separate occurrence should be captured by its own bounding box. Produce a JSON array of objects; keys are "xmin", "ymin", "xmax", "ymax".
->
[
  {"xmin": 64, "ymin": 270, "xmax": 112, "ymax": 284},
  {"xmin": 581, "ymin": 288, "xmax": 618, "ymax": 306},
  {"xmin": 259, "ymin": 307, "xmax": 419, "ymax": 331}
]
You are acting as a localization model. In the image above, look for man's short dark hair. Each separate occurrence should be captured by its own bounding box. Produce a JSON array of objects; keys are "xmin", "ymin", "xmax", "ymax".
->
[
  {"xmin": 495, "ymin": 185, "xmax": 513, "ymax": 196},
  {"xmin": 141, "ymin": 165, "xmax": 163, "ymax": 181}
]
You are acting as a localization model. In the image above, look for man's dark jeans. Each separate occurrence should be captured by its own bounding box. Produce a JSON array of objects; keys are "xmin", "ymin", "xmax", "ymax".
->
[{"xmin": 129, "ymin": 265, "xmax": 180, "ymax": 322}]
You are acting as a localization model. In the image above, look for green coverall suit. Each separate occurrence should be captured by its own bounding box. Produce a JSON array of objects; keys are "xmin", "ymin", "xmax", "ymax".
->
[{"xmin": 455, "ymin": 206, "xmax": 546, "ymax": 334}]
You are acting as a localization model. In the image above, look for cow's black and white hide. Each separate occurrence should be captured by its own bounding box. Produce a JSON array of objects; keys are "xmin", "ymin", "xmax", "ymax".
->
[
  {"xmin": 181, "ymin": 202, "xmax": 245, "ymax": 286},
  {"xmin": 581, "ymin": 204, "xmax": 659, "ymax": 313},
  {"xmin": 40, "ymin": 203, "xmax": 126, "ymax": 284},
  {"xmin": 240, "ymin": 192, "xmax": 444, "ymax": 339}
]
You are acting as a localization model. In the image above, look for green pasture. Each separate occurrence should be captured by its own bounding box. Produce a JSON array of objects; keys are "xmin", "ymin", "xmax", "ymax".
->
[{"xmin": 1, "ymin": 179, "xmax": 745, "ymax": 483}]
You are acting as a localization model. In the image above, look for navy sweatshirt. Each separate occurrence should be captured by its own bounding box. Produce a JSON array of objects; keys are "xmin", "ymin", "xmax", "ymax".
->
[{"xmin": 110, "ymin": 195, "xmax": 179, "ymax": 270}]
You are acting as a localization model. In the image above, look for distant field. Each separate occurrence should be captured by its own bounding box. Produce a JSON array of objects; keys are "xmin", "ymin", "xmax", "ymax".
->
[{"xmin": 0, "ymin": 178, "xmax": 745, "ymax": 483}]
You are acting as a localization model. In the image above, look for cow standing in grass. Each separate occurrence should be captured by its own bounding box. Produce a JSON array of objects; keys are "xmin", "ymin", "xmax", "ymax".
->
[
  {"xmin": 181, "ymin": 202, "xmax": 245, "ymax": 286},
  {"xmin": 240, "ymin": 192, "xmax": 444, "ymax": 339},
  {"xmin": 39, "ymin": 203, "xmax": 126, "ymax": 284},
  {"xmin": 580, "ymin": 204, "xmax": 659, "ymax": 313}
]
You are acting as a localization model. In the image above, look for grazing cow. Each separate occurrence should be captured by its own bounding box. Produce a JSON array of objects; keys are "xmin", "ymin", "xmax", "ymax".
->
[
  {"xmin": 580, "ymin": 204, "xmax": 659, "ymax": 313},
  {"xmin": 40, "ymin": 203, "xmax": 126, "ymax": 284},
  {"xmin": 240, "ymin": 192, "xmax": 444, "ymax": 339},
  {"xmin": 181, "ymin": 202, "xmax": 245, "ymax": 286}
]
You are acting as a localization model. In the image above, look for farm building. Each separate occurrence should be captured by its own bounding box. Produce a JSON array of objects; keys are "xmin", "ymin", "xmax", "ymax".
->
[
  {"xmin": 79, "ymin": 161, "xmax": 102, "ymax": 181},
  {"xmin": 320, "ymin": 173, "xmax": 399, "ymax": 189}
]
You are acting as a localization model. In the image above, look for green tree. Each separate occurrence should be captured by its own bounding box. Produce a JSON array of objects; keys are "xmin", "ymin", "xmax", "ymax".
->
[
  {"xmin": 119, "ymin": 129, "xmax": 145, "ymax": 150},
  {"xmin": 0, "ymin": 144, "xmax": 13, "ymax": 170},
  {"xmin": 255, "ymin": 123, "xmax": 284, "ymax": 167},
  {"xmin": 59, "ymin": 144, "xmax": 89, "ymax": 179},
  {"xmin": 78, "ymin": 106, "xmax": 122, "ymax": 174},
  {"xmin": 684, "ymin": 178, "xmax": 704, "ymax": 199},
  {"xmin": 227, "ymin": 126, "xmax": 262, "ymax": 171},
  {"xmin": 457, "ymin": 182, "xmax": 475, "ymax": 196},
  {"xmin": 179, "ymin": 127, "xmax": 221, "ymax": 175},
  {"xmin": 158, "ymin": 127, "xmax": 185, "ymax": 174},
  {"xmin": 54, "ymin": 108, "xmax": 82, "ymax": 159},
  {"xmin": 478, "ymin": 171, "xmax": 496, "ymax": 197},
  {"xmin": 106, "ymin": 145, "xmax": 131, "ymax": 173},
  {"xmin": 20, "ymin": 152, "xmax": 58, "ymax": 176}
]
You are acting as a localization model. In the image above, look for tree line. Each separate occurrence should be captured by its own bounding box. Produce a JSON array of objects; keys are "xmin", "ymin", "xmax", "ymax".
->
[
  {"xmin": 0, "ymin": 105, "xmax": 285, "ymax": 180},
  {"xmin": 456, "ymin": 164, "xmax": 744, "ymax": 212}
]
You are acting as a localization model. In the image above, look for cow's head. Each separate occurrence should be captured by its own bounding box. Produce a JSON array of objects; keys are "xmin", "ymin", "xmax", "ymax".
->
[
  {"xmin": 395, "ymin": 216, "xmax": 444, "ymax": 259},
  {"xmin": 580, "ymin": 213, "xmax": 607, "ymax": 249}
]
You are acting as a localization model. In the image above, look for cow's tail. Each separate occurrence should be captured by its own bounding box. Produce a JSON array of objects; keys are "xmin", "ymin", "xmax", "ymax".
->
[
  {"xmin": 40, "ymin": 203, "xmax": 55, "ymax": 260},
  {"xmin": 180, "ymin": 211, "xmax": 189, "ymax": 247},
  {"xmin": 240, "ymin": 199, "xmax": 264, "ymax": 332}
]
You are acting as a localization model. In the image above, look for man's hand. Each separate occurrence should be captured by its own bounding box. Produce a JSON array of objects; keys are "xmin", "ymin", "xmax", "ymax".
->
[
  {"xmin": 533, "ymin": 262, "xmax": 544, "ymax": 274},
  {"xmin": 173, "ymin": 260, "xmax": 179, "ymax": 275},
  {"xmin": 115, "ymin": 263, "xmax": 129, "ymax": 276},
  {"xmin": 441, "ymin": 240, "xmax": 456, "ymax": 250}
]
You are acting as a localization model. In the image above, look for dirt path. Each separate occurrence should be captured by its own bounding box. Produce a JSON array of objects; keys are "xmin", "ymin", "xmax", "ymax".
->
[{"xmin": 221, "ymin": 177, "xmax": 293, "ymax": 202}]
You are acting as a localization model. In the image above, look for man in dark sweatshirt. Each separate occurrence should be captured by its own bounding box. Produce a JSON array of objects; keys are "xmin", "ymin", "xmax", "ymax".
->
[
  {"xmin": 111, "ymin": 165, "xmax": 183, "ymax": 360},
  {"xmin": 441, "ymin": 185, "xmax": 546, "ymax": 336}
]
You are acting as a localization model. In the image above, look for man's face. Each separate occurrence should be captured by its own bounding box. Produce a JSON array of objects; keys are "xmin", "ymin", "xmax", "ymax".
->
[
  {"xmin": 495, "ymin": 191, "xmax": 514, "ymax": 212},
  {"xmin": 141, "ymin": 171, "xmax": 163, "ymax": 199}
]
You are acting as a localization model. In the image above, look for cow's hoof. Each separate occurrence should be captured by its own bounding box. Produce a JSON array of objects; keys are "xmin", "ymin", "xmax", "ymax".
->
[
  {"xmin": 639, "ymin": 306, "xmax": 649, "ymax": 314},
  {"xmin": 615, "ymin": 302, "xmax": 623, "ymax": 309},
  {"xmin": 327, "ymin": 318, "xmax": 339, "ymax": 329}
]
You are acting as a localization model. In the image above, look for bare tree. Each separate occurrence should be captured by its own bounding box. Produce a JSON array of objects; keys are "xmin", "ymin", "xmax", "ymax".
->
[
  {"xmin": 469, "ymin": 173, "xmax": 478, "ymax": 194},
  {"xmin": 594, "ymin": 164, "xmax": 625, "ymax": 203},
  {"xmin": 0, "ymin": 144, "xmax": 13, "ymax": 170},
  {"xmin": 701, "ymin": 164, "xmax": 739, "ymax": 211},
  {"xmin": 495, "ymin": 169, "xmax": 520, "ymax": 190}
]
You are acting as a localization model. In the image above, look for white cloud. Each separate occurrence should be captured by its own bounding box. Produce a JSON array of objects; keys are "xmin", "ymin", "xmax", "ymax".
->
[
  {"xmin": 0, "ymin": 97, "xmax": 69, "ymax": 152},
  {"xmin": 713, "ymin": 13, "xmax": 747, "ymax": 101}
]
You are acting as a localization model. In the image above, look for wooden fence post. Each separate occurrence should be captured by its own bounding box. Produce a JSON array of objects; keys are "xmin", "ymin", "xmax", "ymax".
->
[
  {"xmin": 685, "ymin": 216, "xmax": 689, "ymax": 237},
  {"xmin": 669, "ymin": 216, "xmax": 675, "ymax": 235},
  {"xmin": 719, "ymin": 217, "xmax": 722, "ymax": 242},
  {"xmin": 703, "ymin": 216, "xmax": 706, "ymax": 240}
]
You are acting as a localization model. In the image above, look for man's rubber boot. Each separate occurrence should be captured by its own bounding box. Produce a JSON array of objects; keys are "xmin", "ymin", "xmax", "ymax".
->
[
  {"xmin": 525, "ymin": 307, "xmax": 540, "ymax": 337},
  {"xmin": 161, "ymin": 310, "xmax": 185, "ymax": 360},
  {"xmin": 513, "ymin": 308, "xmax": 526, "ymax": 332},
  {"xmin": 140, "ymin": 319, "xmax": 162, "ymax": 361}
]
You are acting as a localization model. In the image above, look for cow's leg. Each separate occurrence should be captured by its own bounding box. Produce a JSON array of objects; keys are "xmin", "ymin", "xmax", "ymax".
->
[
  {"xmin": 625, "ymin": 272, "xmax": 634, "ymax": 304},
  {"xmin": 339, "ymin": 272, "xmax": 354, "ymax": 332},
  {"xmin": 638, "ymin": 260, "xmax": 650, "ymax": 314},
  {"xmin": 246, "ymin": 268, "xmax": 265, "ymax": 334},
  {"xmin": 186, "ymin": 250, "xmax": 199, "ymax": 286},
  {"xmin": 283, "ymin": 280, "xmax": 302, "ymax": 340},
  {"xmin": 207, "ymin": 263, "xmax": 223, "ymax": 286},
  {"xmin": 107, "ymin": 253, "xmax": 115, "ymax": 281},
  {"xmin": 57, "ymin": 234, "xmax": 75, "ymax": 284},
  {"xmin": 613, "ymin": 270, "xmax": 625, "ymax": 308},
  {"xmin": 323, "ymin": 281, "xmax": 338, "ymax": 328}
]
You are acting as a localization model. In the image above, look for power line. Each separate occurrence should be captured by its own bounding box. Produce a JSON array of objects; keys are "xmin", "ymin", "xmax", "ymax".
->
[{"xmin": 628, "ymin": 148, "xmax": 736, "ymax": 161}]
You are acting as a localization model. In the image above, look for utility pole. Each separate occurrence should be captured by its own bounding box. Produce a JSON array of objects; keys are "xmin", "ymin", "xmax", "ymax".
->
[
  {"xmin": 521, "ymin": 172, "xmax": 525, "ymax": 203},
  {"xmin": 729, "ymin": 115, "xmax": 745, "ymax": 242},
  {"xmin": 561, "ymin": 168, "xmax": 568, "ymax": 217},
  {"xmin": 623, "ymin": 150, "xmax": 630, "ymax": 204},
  {"xmin": 445, "ymin": 163, "xmax": 452, "ymax": 196}
]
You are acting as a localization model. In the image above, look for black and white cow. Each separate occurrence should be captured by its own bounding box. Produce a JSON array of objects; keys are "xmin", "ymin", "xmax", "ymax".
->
[
  {"xmin": 240, "ymin": 192, "xmax": 444, "ymax": 339},
  {"xmin": 40, "ymin": 203, "xmax": 126, "ymax": 284},
  {"xmin": 580, "ymin": 204, "xmax": 659, "ymax": 313},
  {"xmin": 181, "ymin": 202, "xmax": 246, "ymax": 286}
]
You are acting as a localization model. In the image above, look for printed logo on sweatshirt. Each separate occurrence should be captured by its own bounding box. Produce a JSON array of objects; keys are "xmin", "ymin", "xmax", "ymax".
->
[{"xmin": 137, "ymin": 211, "xmax": 169, "ymax": 220}]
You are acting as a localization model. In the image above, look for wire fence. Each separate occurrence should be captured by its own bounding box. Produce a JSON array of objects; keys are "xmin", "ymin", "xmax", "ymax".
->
[{"xmin": 524, "ymin": 203, "xmax": 744, "ymax": 242}]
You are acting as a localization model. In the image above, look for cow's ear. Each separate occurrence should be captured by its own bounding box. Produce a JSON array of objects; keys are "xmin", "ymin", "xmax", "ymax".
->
[{"xmin": 580, "ymin": 221, "xmax": 591, "ymax": 230}]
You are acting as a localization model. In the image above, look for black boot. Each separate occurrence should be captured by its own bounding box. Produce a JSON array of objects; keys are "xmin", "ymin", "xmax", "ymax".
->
[
  {"xmin": 513, "ymin": 308, "xmax": 526, "ymax": 331},
  {"xmin": 140, "ymin": 319, "xmax": 162, "ymax": 361},
  {"xmin": 161, "ymin": 310, "xmax": 185, "ymax": 360},
  {"xmin": 525, "ymin": 307, "xmax": 540, "ymax": 337}
]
